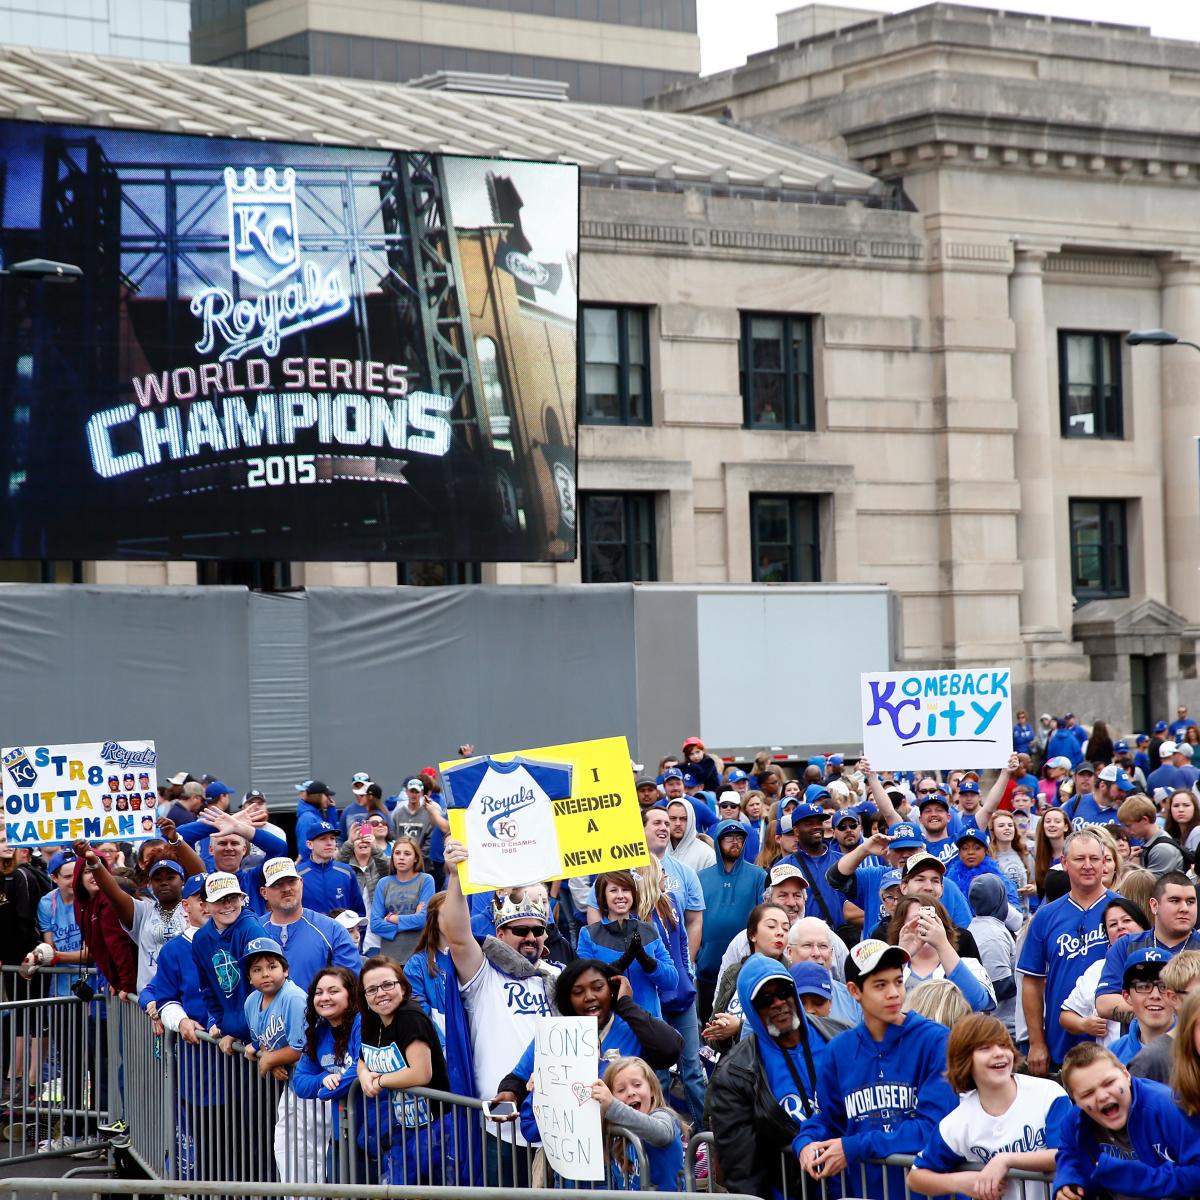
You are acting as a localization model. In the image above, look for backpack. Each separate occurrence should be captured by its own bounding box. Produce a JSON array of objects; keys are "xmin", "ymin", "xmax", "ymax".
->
[{"xmin": 1140, "ymin": 830, "xmax": 1193, "ymax": 872}]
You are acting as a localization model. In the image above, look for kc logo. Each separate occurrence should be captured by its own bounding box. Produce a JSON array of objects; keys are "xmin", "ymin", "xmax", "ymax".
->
[
  {"xmin": 2, "ymin": 748, "xmax": 36, "ymax": 790},
  {"xmin": 225, "ymin": 166, "xmax": 300, "ymax": 289}
]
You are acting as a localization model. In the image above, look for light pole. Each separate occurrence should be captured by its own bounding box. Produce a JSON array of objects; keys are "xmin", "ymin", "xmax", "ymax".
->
[{"xmin": 1126, "ymin": 328, "xmax": 1200, "ymax": 353}]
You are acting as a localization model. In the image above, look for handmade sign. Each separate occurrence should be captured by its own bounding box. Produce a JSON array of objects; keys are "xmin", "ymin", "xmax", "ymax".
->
[
  {"xmin": 530, "ymin": 1016, "xmax": 604, "ymax": 1183},
  {"xmin": 1, "ymin": 740, "xmax": 159, "ymax": 846},
  {"xmin": 442, "ymin": 735, "xmax": 649, "ymax": 893},
  {"xmin": 861, "ymin": 669, "xmax": 1013, "ymax": 770}
]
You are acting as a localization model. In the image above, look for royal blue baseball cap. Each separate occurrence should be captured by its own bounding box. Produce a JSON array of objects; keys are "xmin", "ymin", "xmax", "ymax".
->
[
  {"xmin": 1114, "ymin": 739, "xmax": 1129, "ymax": 754},
  {"xmin": 1123, "ymin": 947, "xmax": 1169, "ymax": 985},
  {"xmin": 1135, "ymin": 734, "xmax": 1149, "ymax": 745},
  {"xmin": 182, "ymin": 873, "xmax": 207, "ymax": 899},
  {"xmin": 917, "ymin": 791, "xmax": 951, "ymax": 809},
  {"xmin": 887, "ymin": 822, "xmax": 924, "ymax": 849},
  {"xmin": 955, "ymin": 828, "xmax": 989, "ymax": 849},
  {"xmin": 660, "ymin": 767, "xmax": 684, "ymax": 783},
  {"xmin": 1098, "ymin": 765, "xmax": 1136, "ymax": 793},
  {"xmin": 149, "ymin": 858, "xmax": 185, "ymax": 879},
  {"xmin": 879, "ymin": 868, "xmax": 903, "ymax": 892},
  {"xmin": 832, "ymin": 809, "xmax": 860, "ymax": 828},
  {"xmin": 958, "ymin": 778, "xmax": 981, "ymax": 795},
  {"xmin": 241, "ymin": 937, "xmax": 288, "ymax": 967},
  {"xmin": 682, "ymin": 772, "xmax": 701, "ymax": 788},
  {"xmin": 48, "ymin": 851, "xmax": 75, "ymax": 876},
  {"xmin": 790, "ymin": 802, "xmax": 825, "ymax": 823},
  {"xmin": 205, "ymin": 780, "xmax": 235, "ymax": 801},
  {"xmin": 712, "ymin": 819, "xmax": 748, "ymax": 842},
  {"xmin": 790, "ymin": 962, "xmax": 833, "ymax": 1001},
  {"xmin": 804, "ymin": 784, "xmax": 831, "ymax": 806},
  {"xmin": 827, "ymin": 754, "xmax": 845, "ymax": 768},
  {"xmin": 307, "ymin": 821, "xmax": 339, "ymax": 839},
  {"xmin": 726, "ymin": 768, "xmax": 748, "ymax": 784},
  {"xmin": 1155, "ymin": 721, "xmax": 1168, "ymax": 733}
]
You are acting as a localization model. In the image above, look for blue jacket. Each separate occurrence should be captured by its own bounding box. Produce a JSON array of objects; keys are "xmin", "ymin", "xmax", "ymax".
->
[
  {"xmin": 796, "ymin": 1010, "xmax": 955, "ymax": 1198},
  {"xmin": 650, "ymin": 891, "xmax": 697, "ymax": 1015},
  {"xmin": 292, "ymin": 1013, "xmax": 362, "ymax": 1140},
  {"xmin": 142, "ymin": 930, "xmax": 205, "ymax": 1022},
  {"xmin": 262, "ymin": 908, "xmax": 363, "ymax": 993},
  {"xmin": 1054, "ymin": 1075, "xmax": 1200, "ymax": 1197},
  {"xmin": 576, "ymin": 918, "xmax": 679, "ymax": 1018},
  {"xmin": 1012, "ymin": 722, "xmax": 1036, "ymax": 755},
  {"xmin": 191, "ymin": 908, "xmax": 269, "ymax": 1040},
  {"xmin": 296, "ymin": 799, "xmax": 339, "ymax": 849},
  {"xmin": 780, "ymin": 844, "xmax": 843, "ymax": 925},
  {"xmin": 403, "ymin": 947, "xmax": 451, "ymax": 1046},
  {"xmin": 944, "ymin": 855, "xmax": 1019, "ymax": 913},
  {"xmin": 296, "ymin": 858, "xmax": 365, "ymax": 917},
  {"xmin": 697, "ymin": 856, "xmax": 767, "ymax": 981},
  {"xmin": 1046, "ymin": 728, "xmax": 1084, "ymax": 768}
]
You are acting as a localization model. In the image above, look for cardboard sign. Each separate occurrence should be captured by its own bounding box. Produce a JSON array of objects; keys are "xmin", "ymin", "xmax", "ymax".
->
[
  {"xmin": 530, "ymin": 1016, "xmax": 604, "ymax": 1183},
  {"xmin": 861, "ymin": 669, "xmax": 1013, "ymax": 770},
  {"xmin": 1, "ymin": 740, "xmax": 160, "ymax": 847},
  {"xmin": 442, "ymin": 735, "xmax": 649, "ymax": 894}
]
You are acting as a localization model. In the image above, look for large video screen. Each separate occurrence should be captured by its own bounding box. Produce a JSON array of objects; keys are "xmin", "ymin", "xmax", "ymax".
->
[{"xmin": 0, "ymin": 121, "xmax": 579, "ymax": 561}]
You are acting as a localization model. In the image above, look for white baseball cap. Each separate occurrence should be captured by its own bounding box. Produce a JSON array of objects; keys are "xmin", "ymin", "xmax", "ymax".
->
[
  {"xmin": 351, "ymin": 772, "xmax": 372, "ymax": 792},
  {"xmin": 204, "ymin": 872, "xmax": 245, "ymax": 902},
  {"xmin": 262, "ymin": 857, "xmax": 301, "ymax": 888}
]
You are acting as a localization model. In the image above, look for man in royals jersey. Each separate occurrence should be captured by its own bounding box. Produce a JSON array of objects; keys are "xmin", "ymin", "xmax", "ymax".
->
[{"xmin": 1018, "ymin": 828, "xmax": 1117, "ymax": 1075}]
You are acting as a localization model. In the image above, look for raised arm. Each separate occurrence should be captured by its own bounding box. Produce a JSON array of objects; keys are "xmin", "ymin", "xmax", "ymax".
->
[
  {"xmin": 975, "ymin": 753, "xmax": 1019, "ymax": 826},
  {"xmin": 836, "ymin": 830, "xmax": 890, "ymax": 878},
  {"xmin": 441, "ymin": 838, "xmax": 484, "ymax": 979},
  {"xmin": 858, "ymin": 760, "xmax": 899, "ymax": 826},
  {"xmin": 157, "ymin": 818, "xmax": 205, "ymax": 876},
  {"xmin": 72, "ymin": 838, "xmax": 134, "ymax": 927}
]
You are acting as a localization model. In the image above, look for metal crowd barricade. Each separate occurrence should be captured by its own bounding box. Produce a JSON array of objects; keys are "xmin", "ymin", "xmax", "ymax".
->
[
  {"xmin": 683, "ymin": 1132, "xmax": 1056, "ymax": 1200},
  {"xmin": 0, "ymin": 965, "xmax": 108, "ymax": 1163}
]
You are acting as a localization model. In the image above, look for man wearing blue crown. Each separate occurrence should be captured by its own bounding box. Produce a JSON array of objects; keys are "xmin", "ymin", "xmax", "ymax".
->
[{"xmin": 440, "ymin": 836, "xmax": 560, "ymax": 1187}]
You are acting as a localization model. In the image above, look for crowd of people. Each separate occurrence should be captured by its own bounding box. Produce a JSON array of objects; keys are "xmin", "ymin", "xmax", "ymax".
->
[{"xmin": 10, "ymin": 715, "xmax": 1200, "ymax": 1197}]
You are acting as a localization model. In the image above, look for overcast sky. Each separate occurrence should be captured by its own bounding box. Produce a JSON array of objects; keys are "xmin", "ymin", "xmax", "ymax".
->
[{"xmin": 697, "ymin": 0, "xmax": 1200, "ymax": 76}]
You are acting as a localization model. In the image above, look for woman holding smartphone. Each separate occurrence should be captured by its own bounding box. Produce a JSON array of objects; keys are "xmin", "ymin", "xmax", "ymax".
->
[{"xmin": 887, "ymin": 895, "xmax": 996, "ymax": 1012}]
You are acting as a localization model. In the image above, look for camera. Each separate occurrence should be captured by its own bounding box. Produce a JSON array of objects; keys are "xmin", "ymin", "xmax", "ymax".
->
[{"xmin": 70, "ymin": 979, "xmax": 95, "ymax": 1002}]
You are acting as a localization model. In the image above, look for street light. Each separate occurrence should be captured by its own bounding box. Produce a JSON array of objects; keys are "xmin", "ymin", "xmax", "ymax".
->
[
  {"xmin": 0, "ymin": 258, "xmax": 83, "ymax": 282},
  {"xmin": 1126, "ymin": 328, "xmax": 1200, "ymax": 352}
]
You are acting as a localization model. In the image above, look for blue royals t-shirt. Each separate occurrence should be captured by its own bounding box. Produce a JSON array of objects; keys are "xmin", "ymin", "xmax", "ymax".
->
[{"xmin": 1017, "ymin": 889, "xmax": 1116, "ymax": 1065}]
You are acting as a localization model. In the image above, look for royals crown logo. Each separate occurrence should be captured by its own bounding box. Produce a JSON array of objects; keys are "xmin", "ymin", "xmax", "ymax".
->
[{"xmin": 224, "ymin": 166, "xmax": 300, "ymax": 290}]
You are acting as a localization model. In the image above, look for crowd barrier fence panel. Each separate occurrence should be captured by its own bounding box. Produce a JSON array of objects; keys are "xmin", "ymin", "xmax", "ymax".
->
[
  {"xmin": 0, "ymin": 966, "xmax": 108, "ymax": 1164},
  {"xmin": 683, "ymin": 1131, "xmax": 1055, "ymax": 1200}
]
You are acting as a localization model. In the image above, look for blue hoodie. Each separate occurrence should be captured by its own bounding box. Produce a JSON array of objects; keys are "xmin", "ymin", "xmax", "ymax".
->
[
  {"xmin": 1046, "ymin": 728, "xmax": 1084, "ymax": 768},
  {"xmin": 191, "ymin": 907, "xmax": 269, "ymax": 1040},
  {"xmin": 796, "ymin": 1008, "xmax": 956, "ymax": 1198},
  {"xmin": 296, "ymin": 858, "xmax": 365, "ymax": 917},
  {"xmin": 737, "ymin": 955, "xmax": 823, "ymax": 1131},
  {"xmin": 697, "ymin": 855, "xmax": 767, "ymax": 982},
  {"xmin": 1054, "ymin": 1075, "xmax": 1200, "ymax": 1197}
]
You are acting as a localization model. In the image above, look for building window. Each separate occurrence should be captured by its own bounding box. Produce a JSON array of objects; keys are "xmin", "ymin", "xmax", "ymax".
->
[
  {"xmin": 196, "ymin": 561, "xmax": 292, "ymax": 590},
  {"xmin": 397, "ymin": 562, "xmax": 481, "ymax": 586},
  {"xmin": 740, "ymin": 313, "xmax": 814, "ymax": 430},
  {"xmin": 750, "ymin": 495, "xmax": 821, "ymax": 583},
  {"xmin": 579, "ymin": 306, "xmax": 650, "ymax": 425},
  {"xmin": 1059, "ymin": 332, "xmax": 1123, "ymax": 438},
  {"xmin": 1069, "ymin": 499, "xmax": 1128, "ymax": 600},
  {"xmin": 580, "ymin": 492, "xmax": 656, "ymax": 582}
]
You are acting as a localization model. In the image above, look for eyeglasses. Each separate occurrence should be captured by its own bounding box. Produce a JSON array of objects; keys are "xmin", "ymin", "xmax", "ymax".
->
[
  {"xmin": 836, "ymin": 820, "xmax": 860, "ymax": 829},
  {"xmin": 917, "ymin": 788, "xmax": 939, "ymax": 796},
  {"xmin": 363, "ymin": 979, "xmax": 400, "ymax": 998},
  {"xmin": 503, "ymin": 925, "xmax": 546, "ymax": 939},
  {"xmin": 752, "ymin": 985, "xmax": 793, "ymax": 1008},
  {"xmin": 1128, "ymin": 979, "xmax": 1168, "ymax": 996}
]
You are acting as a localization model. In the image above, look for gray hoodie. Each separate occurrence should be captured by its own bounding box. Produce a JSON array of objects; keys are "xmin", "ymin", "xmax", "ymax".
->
[{"xmin": 667, "ymin": 799, "xmax": 716, "ymax": 873}]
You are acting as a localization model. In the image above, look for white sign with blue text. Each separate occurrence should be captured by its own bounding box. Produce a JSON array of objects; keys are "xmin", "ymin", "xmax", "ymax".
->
[
  {"xmin": 860, "ymin": 669, "xmax": 1013, "ymax": 770},
  {"xmin": 1, "ymin": 740, "xmax": 159, "ymax": 847}
]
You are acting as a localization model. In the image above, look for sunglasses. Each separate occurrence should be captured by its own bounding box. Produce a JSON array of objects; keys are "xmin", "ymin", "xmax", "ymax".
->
[
  {"xmin": 917, "ymin": 788, "xmax": 939, "ymax": 796},
  {"xmin": 504, "ymin": 925, "xmax": 546, "ymax": 939},
  {"xmin": 752, "ymin": 985, "xmax": 793, "ymax": 1008}
]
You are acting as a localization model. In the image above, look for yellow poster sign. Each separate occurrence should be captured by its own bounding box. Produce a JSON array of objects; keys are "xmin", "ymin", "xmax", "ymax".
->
[{"xmin": 442, "ymin": 735, "xmax": 649, "ymax": 895}]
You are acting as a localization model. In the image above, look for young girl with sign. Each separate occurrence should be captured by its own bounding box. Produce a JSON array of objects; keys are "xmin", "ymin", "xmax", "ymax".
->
[
  {"xmin": 356, "ymin": 956, "xmax": 451, "ymax": 1185},
  {"xmin": 592, "ymin": 1056, "xmax": 686, "ymax": 1192}
]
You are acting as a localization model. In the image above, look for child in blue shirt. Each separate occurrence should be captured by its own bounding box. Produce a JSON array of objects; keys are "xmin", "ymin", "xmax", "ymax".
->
[{"xmin": 593, "ymin": 1056, "xmax": 686, "ymax": 1192}]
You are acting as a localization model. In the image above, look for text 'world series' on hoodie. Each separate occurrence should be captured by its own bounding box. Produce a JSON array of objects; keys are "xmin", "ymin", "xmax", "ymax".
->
[{"xmin": 795, "ymin": 1002, "xmax": 956, "ymax": 1198}]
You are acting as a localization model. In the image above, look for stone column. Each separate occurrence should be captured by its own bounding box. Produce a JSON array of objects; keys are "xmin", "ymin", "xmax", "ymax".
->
[
  {"xmin": 1010, "ymin": 247, "xmax": 1063, "ymax": 637},
  {"xmin": 1160, "ymin": 257, "xmax": 1200, "ymax": 627}
]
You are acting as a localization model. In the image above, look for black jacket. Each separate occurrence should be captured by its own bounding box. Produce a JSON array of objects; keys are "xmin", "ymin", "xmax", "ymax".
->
[{"xmin": 705, "ymin": 1018, "xmax": 844, "ymax": 1200}]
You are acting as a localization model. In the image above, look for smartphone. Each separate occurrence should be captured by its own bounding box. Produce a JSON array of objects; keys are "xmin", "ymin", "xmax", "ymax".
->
[
  {"xmin": 920, "ymin": 905, "xmax": 936, "ymax": 921},
  {"xmin": 483, "ymin": 1100, "xmax": 517, "ymax": 1120}
]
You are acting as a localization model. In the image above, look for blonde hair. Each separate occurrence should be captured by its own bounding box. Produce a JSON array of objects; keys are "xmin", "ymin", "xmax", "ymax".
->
[
  {"xmin": 1116, "ymin": 869, "xmax": 1155, "ymax": 915},
  {"xmin": 634, "ymin": 857, "xmax": 677, "ymax": 931},
  {"xmin": 1161, "ymin": 949, "xmax": 1200, "ymax": 995},
  {"xmin": 601, "ymin": 1057, "xmax": 685, "ymax": 1182},
  {"xmin": 1173, "ymin": 992, "xmax": 1200, "ymax": 1114},
  {"xmin": 902, "ymin": 978, "xmax": 971, "ymax": 1028}
]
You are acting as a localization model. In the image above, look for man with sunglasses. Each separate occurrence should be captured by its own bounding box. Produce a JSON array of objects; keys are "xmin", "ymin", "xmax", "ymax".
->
[
  {"xmin": 1109, "ymin": 950, "xmax": 1176, "ymax": 1065},
  {"xmin": 440, "ymin": 837, "xmax": 559, "ymax": 1185}
]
